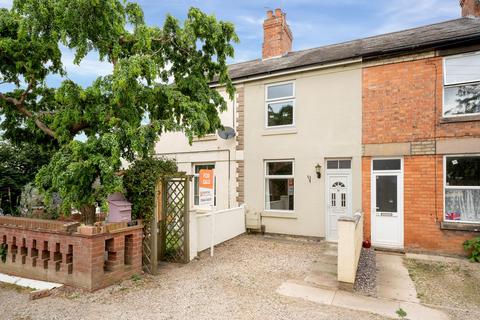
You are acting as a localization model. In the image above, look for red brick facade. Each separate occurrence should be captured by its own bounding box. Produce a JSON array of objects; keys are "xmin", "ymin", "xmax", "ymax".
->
[
  {"xmin": 363, "ymin": 54, "xmax": 480, "ymax": 254},
  {"xmin": 0, "ymin": 217, "xmax": 143, "ymax": 291}
]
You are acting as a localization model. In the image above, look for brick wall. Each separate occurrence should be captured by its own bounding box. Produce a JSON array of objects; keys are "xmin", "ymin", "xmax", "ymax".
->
[
  {"xmin": 235, "ymin": 85, "xmax": 245, "ymax": 205},
  {"xmin": 363, "ymin": 56, "xmax": 480, "ymax": 146},
  {"xmin": 363, "ymin": 156, "xmax": 475, "ymax": 254},
  {"xmin": 0, "ymin": 218, "xmax": 143, "ymax": 291},
  {"xmin": 363, "ymin": 55, "xmax": 480, "ymax": 254}
]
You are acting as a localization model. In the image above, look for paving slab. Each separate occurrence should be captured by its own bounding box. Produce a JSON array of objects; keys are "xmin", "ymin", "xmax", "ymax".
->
[
  {"xmin": 376, "ymin": 253, "xmax": 419, "ymax": 303},
  {"xmin": 0, "ymin": 273, "xmax": 62, "ymax": 291},
  {"xmin": 276, "ymin": 281, "xmax": 449, "ymax": 320}
]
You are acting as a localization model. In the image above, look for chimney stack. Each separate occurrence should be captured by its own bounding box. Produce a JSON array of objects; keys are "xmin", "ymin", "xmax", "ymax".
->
[
  {"xmin": 262, "ymin": 8, "xmax": 293, "ymax": 59},
  {"xmin": 460, "ymin": 0, "xmax": 480, "ymax": 17}
]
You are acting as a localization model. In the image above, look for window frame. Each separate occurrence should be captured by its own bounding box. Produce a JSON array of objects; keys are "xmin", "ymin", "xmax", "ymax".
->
[
  {"xmin": 265, "ymin": 81, "xmax": 296, "ymax": 129},
  {"xmin": 443, "ymin": 154, "xmax": 480, "ymax": 224},
  {"xmin": 264, "ymin": 159, "xmax": 295, "ymax": 213},
  {"xmin": 442, "ymin": 51, "xmax": 480, "ymax": 118},
  {"xmin": 192, "ymin": 163, "xmax": 216, "ymax": 208}
]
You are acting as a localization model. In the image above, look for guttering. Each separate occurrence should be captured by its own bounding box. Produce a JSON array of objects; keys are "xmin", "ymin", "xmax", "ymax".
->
[{"xmin": 210, "ymin": 57, "xmax": 362, "ymax": 87}]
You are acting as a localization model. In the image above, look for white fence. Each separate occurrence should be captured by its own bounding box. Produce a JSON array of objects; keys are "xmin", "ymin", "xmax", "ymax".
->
[
  {"xmin": 189, "ymin": 205, "xmax": 246, "ymax": 260},
  {"xmin": 337, "ymin": 211, "xmax": 364, "ymax": 285}
]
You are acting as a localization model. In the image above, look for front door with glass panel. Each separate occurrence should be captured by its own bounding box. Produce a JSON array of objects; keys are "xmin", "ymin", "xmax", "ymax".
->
[
  {"xmin": 371, "ymin": 159, "xmax": 404, "ymax": 248},
  {"xmin": 326, "ymin": 160, "xmax": 352, "ymax": 241}
]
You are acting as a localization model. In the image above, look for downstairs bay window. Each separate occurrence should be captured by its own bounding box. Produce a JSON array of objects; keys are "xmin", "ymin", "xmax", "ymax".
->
[
  {"xmin": 444, "ymin": 156, "xmax": 480, "ymax": 223},
  {"xmin": 265, "ymin": 160, "xmax": 294, "ymax": 211}
]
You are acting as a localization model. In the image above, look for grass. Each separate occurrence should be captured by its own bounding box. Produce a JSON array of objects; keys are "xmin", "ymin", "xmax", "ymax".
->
[
  {"xmin": 404, "ymin": 258, "xmax": 480, "ymax": 309},
  {"xmin": 0, "ymin": 281, "xmax": 35, "ymax": 293}
]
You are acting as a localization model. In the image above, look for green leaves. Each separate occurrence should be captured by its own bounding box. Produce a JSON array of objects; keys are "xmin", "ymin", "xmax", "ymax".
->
[
  {"xmin": 1, "ymin": 2, "xmax": 237, "ymax": 218},
  {"xmin": 463, "ymin": 237, "xmax": 480, "ymax": 262}
]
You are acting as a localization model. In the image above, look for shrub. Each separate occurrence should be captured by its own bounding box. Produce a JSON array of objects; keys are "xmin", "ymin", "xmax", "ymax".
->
[
  {"xmin": 123, "ymin": 157, "xmax": 177, "ymax": 222},
  {"xmin": 463, "ymin": 237, "xmax": 480, "ymax": 262}
]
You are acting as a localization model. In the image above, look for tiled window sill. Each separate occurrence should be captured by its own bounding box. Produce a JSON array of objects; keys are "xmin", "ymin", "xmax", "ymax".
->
[
  {"xmin": 262, "ymin": 128, "xmax": 298, "ymax": 136},
  {"xmin": 261, "ymin": 211, "xmax": 298, "ymax": 219},
  {"xmin": 440, "ymin": 221, "xmax": 480, "ymax": 232},
  {"xmin": 440, "ymin": 115, "xmax": 480, "ymax": 124}
]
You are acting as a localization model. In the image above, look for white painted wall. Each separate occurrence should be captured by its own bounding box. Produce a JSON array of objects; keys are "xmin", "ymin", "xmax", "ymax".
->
[
  {"xmin": 337, "ymin": 212, "xmax": 363, "ymax": 284},
  {"xmin": 189, "ymin": 205, "xmax": 246, "ymax": 259},
  {"xmin": 242, "ymin": 63, "xmax": 363, "ymax": 238},
  {"xmin": 155, "ymin": 88, "xmax": 238, "ymax": 210}
]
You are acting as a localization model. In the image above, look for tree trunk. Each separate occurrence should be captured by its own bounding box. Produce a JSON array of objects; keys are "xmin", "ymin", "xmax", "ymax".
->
[{"xmin": 80, "ymin": 204, "xmax": 96, "ymax": 225}]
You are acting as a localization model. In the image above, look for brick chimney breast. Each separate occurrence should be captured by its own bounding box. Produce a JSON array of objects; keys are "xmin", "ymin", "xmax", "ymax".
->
[
  {"xmin": 460, "ymin": 0, "xmax": 480, "ymax": 17},
  {"xmin": 262, "ymin": 8, "xmax": 293, "ymax": 60}
]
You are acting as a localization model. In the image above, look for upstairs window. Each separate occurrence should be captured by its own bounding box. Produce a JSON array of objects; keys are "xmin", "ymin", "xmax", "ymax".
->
[
  {"xmin": 265, "ymin": 82, "xmax": 295, "ymax": 128},
  {"xmin": 443, "ymin": 52, "xmax": 480, "ymax": 117}
]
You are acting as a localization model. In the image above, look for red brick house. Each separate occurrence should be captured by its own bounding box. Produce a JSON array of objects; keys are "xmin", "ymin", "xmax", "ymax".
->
[{"xmin": 362, "ymin": 0, "xmax": 480, "ymax": 253}]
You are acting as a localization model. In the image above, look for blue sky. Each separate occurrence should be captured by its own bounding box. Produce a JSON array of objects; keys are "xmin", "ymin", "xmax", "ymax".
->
[{"xmin": 0, "ymin": 0, "xmax": 462, "ymax": 87}]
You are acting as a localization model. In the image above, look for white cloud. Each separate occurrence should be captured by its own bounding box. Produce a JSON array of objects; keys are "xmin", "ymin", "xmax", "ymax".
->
[
  {"xmin": 238, "ymin": 15, "xmax": 263, "ymax": 25},
  {"xmin": 373, "ymin": 0, "xmax": 458, "ymax": 35}
]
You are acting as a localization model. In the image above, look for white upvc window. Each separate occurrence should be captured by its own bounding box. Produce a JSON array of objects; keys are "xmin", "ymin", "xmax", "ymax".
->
[
  {"xmin": 444, "ymin": 155, "xmax": 480, "ymax": 223},
  {"xmin": 264, "ymin": 160, "xmax": 295, "ymax": 212},
  {"xmin": 443, "ymin": 51, "xmax": 480, "ymax": 117},
  {"xmin": 265, "ymin": 81, "xmax": 295, "ymax": 128},
  {"xmin": 193, "ymin": 163, "xmax": 216, "ymax": 206}
]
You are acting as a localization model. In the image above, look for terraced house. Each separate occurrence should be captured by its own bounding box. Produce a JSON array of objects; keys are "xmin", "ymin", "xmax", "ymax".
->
[{"xmin": 156, "ymin": 0, "xmax": 480, "ymax": 254}]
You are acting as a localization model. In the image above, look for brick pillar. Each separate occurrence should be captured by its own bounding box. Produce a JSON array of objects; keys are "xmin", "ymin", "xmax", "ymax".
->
[
  {"xmin": 262, "ymin": 8, "xmax": 293, "ymax": 59},
  {"xmin": 460, "ymin": 0, "xmax": 480, "ymax": 17}
]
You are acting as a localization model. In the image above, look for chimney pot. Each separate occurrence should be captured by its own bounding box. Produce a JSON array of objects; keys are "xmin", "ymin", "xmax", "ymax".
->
[
  {"xmin": 262, "ymin": 8, "xmax": 293, "ymax": 59},
  {"xmin": 460, "ymin": 0, "xmax": 480, "ymax": 17}
]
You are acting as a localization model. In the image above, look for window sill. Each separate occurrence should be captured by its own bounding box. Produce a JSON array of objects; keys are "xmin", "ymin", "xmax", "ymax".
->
[
  {"xmin": 193, "ymin": 134, "xmax": 217, "ymax": 142},
  {"xmin": 262, "ymin": 128, "xmax": 298, "ymax": 136},
  {"xmin": 440, "ymin": 221, "xmax": 480, "ymax": 232},
  {"xmin": 440, "ymin": 114, "xmax": 480, "ymax": 124},
  {"xmin": 261, "ymin": 211, "xmax": 298, "ymax": 219}
]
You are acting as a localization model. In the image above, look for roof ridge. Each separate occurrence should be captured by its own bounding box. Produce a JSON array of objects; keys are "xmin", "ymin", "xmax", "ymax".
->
[{"xmin": 229, "ymin": 17, "xmax": 471, "ymax": 67}]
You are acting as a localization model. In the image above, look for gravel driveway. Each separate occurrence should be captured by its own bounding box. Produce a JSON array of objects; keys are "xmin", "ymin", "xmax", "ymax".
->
[{"xmin": 1, "ymin": 234, "xmax": 387, "ymax": 320}]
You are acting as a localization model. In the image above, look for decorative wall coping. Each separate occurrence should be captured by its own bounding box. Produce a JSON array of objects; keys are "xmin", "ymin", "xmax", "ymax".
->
[{"xmin": 0, "ymin": 216, "xmax": 79, "ymax": 234}]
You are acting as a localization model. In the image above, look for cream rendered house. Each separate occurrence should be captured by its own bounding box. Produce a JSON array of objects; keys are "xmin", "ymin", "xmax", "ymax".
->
[
  {"xmin": 211, "ymin": 9, "xmax": 362, "ymax": 240},
  {"xmin": 154, "ymin": 88, "xmax": 239, "ymax": 211}
]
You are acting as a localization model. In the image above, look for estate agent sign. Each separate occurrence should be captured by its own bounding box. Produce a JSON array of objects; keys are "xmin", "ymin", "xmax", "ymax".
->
[{"xmin": 199, "ymin": 169, "xmax": 214, "ymax": 207}]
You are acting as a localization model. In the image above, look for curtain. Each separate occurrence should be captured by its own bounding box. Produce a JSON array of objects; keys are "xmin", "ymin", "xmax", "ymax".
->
[{"xmin": 445, "ymin": 189, "xmax": 480, "ymax": 222}]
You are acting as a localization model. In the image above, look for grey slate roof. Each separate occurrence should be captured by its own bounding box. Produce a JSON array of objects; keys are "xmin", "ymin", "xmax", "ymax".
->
[{"xmin": 227, "ymin": 17, "xmax": 480, "ymax": 81}]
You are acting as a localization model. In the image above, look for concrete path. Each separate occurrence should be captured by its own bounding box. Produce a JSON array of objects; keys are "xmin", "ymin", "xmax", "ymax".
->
[
  {"xmin": 376, "ymin": 253, "xmax": 419, "ymax": 303},
  {"xmin": 277, "ymin": 281, "xmax": 448, "ymax": 320},
  {"xmin": 0, "ymin": 273, "xmax": 62, "ymax": 291},
  {"xmin": 276, "ymin": 251, "xmax": 450, "ymax": 319}
]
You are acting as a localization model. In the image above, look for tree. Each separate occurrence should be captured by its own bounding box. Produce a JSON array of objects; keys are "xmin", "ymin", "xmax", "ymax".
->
[
  {"xmin": 0, "ymin": 1, "xmax": 238, "ymax": 224},
  {"xmin": 0, "ymin": 141, "xmax": 52, "ymax": 215}
]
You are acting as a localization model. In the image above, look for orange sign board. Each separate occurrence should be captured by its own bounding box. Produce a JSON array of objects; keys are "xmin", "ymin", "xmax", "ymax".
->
[{"xmin": 199, "ymin": 169, "xmax": 214, "ymax": 189}]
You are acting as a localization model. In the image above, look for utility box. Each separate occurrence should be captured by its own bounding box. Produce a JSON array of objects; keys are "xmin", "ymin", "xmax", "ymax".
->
[{"xmin": 107, "ymin": 193, "xmax": 132, "ymax": 223}]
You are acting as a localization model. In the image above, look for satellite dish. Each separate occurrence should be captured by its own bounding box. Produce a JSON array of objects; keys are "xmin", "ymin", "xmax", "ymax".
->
[{"xmin": 217, "ymin": 126, "xmax": 236, "ymax": 140}]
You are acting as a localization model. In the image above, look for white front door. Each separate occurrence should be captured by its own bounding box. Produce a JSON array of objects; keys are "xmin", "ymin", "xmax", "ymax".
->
[
  {"xmin": 371, "ymin": 158, "xmax": 404, "ymax": 249},
  {"xmin": 326, "ymin": 161, "xmax": 352, "ymax": 241}
]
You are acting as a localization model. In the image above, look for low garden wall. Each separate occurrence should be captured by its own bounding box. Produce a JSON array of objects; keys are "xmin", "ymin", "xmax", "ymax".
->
[
  {"xmin": 189, "ymin": 205, "xmax": 246, "ymax": 259},
  {"xmin": 337, "ymin": 211, "xmax": 364, "ymax": 286},
  {"xmin": 0, "ymin": 216, "xmax": 143, "ymax": 291}
]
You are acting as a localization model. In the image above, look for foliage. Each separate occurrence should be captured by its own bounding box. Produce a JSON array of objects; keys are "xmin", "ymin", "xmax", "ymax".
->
[
  {"xmin": 395, "ymin": 307, "xmax": 407, "ymax": 319},
  {"xmin": 0, "ymin": 243, "xmax": 7, "ymax": 263},
  {"xmin": 19, "ymin": 183, "xmax": 61, "ymax": 219},
  {"xmin": 123, "ymin": 157, "xmax": 177, "ymax": 222},
  {"xmin": 0, "ymin": 141, "xmax": 51, "ymax": 215},
  {"xmin": 463, "ymin": 237, "xmax": 480, "ymax": 262},
  {"xmin": 0, "ymin": 1, "xmax": 237, "ymax": 223}
]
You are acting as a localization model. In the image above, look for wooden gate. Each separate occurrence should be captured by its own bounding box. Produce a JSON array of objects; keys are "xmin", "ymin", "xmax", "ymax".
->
[{"xmin": 142, "ymin": 174, "xmax": 190, "ymax": 273}]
